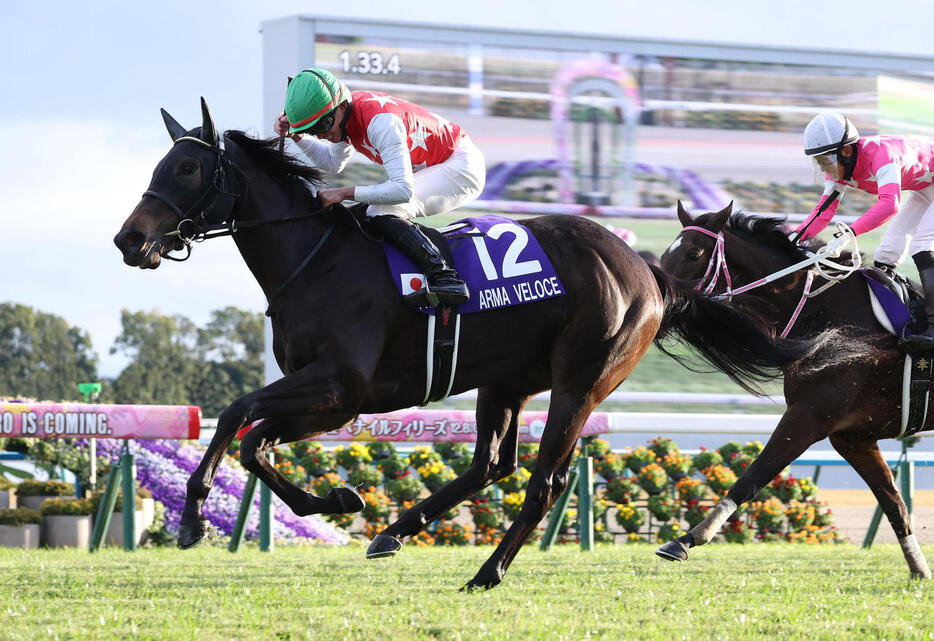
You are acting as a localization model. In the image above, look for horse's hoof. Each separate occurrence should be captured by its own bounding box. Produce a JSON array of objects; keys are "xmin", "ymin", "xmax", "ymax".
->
[
  {"xmin": 177, "ymin": 518, "xmax": 211, "ymax": 550},
  {"xmin": 366, "ymin": 533, "xmax": 402, "ymax": 559},
  {"xmin": 327, "ymin": 486, "xmax": 366, "ymax": 514},
  {"xmin": 656, "ymin": 539, "xmax": 690, "ymax": 562},
  {"xmin": 460, "ymin": 575, "xmax": 501, "ymax": 592}
]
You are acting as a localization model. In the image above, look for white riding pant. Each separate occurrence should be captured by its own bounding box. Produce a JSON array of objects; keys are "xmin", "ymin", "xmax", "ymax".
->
[
  {"xmin": 365, "ymin": 136, "xmax": 486, "ymax": 220},
  {"xmin": 875, "ymin": 184, "xmax": 934, "ymax": 265}
]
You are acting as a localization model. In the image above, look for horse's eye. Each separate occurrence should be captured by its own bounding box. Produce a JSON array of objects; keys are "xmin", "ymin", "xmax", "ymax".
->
[
  {"xmin": 688, "ymin": 248, "xmax": 704, "ymax": 260},
  {"xmin": 179, "ymin": 162, "xmax": 197, "ymax": 175}
]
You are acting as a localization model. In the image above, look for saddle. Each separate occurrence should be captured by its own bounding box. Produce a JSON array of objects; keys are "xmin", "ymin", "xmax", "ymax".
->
[{"xmin": 864, "ymin": 266, "xmax": 934, "ymax": 437}]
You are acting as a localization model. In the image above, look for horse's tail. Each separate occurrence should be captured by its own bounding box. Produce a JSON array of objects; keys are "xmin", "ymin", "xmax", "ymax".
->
[{"xmin": 649, "ymin": 264, "xmax": 813, "ymax": 396}]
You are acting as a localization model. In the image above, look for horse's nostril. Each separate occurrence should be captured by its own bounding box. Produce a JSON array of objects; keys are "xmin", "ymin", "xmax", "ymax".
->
[{"xmin": 114, "ymin": 229, "xmax": 145, "ymax": 254}]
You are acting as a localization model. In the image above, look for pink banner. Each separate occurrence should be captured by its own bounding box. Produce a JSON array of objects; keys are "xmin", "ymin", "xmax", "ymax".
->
[
  {"xmin": 0, "ymin": 403, "xmax": 201, "ymax": 440},
  {"xmin": 272, "ymin": 410, "xmax": 611, "ymax": 443}
]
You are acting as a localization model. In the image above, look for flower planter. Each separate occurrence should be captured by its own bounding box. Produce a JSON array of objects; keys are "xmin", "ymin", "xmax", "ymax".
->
[
  {"xmin": 0, "ymin": 489, "xmax": 15, "ymax": 510},
  {"xmin": 42, "ymin": 515, "xmax": 91, "ymax": 548},
  {"xmin": 20, "ymin": 495, "xmax": 64, "ymax": 511},
  {"xmin": 99, "ymin": 510, "xmax": 144, "ymax": 546},
  {"xmin": 0, "ymin": 523, "xmax": 39, "ymax": 548}
]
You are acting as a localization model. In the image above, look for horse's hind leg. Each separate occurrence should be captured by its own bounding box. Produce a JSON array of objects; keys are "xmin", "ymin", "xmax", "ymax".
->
[
  {"xmin": 657, "ymin": 405, "xmax": 825, "ymax": 561},
  {"xmin": 463, "ymin": 391, "xmax": 595, "ymax": 591},
  {"xmin": 367, "ymin": 386, "xmax": 532, "ymax": 559},
  {"xmin": 239, "ymin": 413, "xmax": 365, "ymax": 517},
  {"xmin": 830, "ymin": 432, "xmax": 931, "ymax": 579}
]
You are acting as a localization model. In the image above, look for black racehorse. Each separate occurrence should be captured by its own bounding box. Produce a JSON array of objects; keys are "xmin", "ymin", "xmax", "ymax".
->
[
  {"xmin": 114, "ymin": 100, "xmax": 812, "ymax": 590},
  {"xmin": 655, "ymin": 201, "xmax": 932, "ymax": 579}
]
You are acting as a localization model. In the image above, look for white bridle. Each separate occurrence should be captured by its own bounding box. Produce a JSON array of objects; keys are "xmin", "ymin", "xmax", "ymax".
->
[{"xmin": 679, "ymin": 221, "xmax": 861, "ymax": 338}]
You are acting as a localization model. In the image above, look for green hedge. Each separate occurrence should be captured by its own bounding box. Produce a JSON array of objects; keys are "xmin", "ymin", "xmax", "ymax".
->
[
  {"xmin": 15, "ymin": 479, "xmax": 74, "ymax": 497},
  {"xmin": 40, "ymin": 497, "xmax": 93, "ymax": 517},
  {"xmin": 0, "ymin": 507, "xmax": 42, "ymax": 526}
]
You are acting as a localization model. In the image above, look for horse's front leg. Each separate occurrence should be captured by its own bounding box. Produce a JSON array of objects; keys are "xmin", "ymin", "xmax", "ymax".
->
[
  {"xmin": 177, "ymin": 364, "xmax": 365, "ymax": 549},
  {"xmin": 239, "ymin": 413, "xmax": 364, "ymax": 517},
  {"xmin": 656, "ymin": 404, "xmax": 825, "ymax": 562}
]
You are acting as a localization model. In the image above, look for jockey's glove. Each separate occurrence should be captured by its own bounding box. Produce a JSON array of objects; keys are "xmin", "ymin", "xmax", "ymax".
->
[{"xmin": 824, "ymin": 233, "xmax": 849, "ymax": 258}]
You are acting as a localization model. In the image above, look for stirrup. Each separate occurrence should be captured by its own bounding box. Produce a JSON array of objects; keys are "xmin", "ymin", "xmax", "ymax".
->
[{"xmin": 402, "ymin": 288, "xmax": 440, "ymax": 308}]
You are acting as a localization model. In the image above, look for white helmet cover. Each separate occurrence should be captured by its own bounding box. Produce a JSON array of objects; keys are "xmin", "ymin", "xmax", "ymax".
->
[{"xmin": 804, "ymin": 113, "xmax": 859, "ymax": 156}]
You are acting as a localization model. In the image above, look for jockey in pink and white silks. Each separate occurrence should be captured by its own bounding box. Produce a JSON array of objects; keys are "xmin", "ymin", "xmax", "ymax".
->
[
  {"xmin": 274, "ymin": 68, "xmax": 486, "ymax": 308},
  {"xmin": 793, "ymin": 112, "xmax": 934, "ymax": 347}
]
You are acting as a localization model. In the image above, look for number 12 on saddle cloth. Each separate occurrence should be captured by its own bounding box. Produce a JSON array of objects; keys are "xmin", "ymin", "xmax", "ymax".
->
[{"xmin": 382, "ymin": 214, "xmax": 566, "ymax": 315}]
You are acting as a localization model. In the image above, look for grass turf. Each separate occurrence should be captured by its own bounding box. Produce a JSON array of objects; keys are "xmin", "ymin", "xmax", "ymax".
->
[{"xmin": 1, "ymin": 542, "xmax": 932, "ymax": 640}]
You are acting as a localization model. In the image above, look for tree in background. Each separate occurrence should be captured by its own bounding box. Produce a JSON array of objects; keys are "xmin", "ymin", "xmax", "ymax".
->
[
  {"xmin": 110, "ymin": 307, "xmax": 263, "ymax": 416},
  {"xmin": 0, "ymin": 303, "xmax": 98, "ymax": 400}
]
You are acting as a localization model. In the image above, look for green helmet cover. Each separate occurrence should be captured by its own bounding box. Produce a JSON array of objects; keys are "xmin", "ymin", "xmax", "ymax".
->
[{"xmin": 285, "ymin": 68, "xmax": 347, "ymax": 134}]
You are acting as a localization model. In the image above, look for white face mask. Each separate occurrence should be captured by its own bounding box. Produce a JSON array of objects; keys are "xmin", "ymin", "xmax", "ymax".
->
[{"xmin": 812, "ymin": 152, "xmax": 841, "ymax": 181}]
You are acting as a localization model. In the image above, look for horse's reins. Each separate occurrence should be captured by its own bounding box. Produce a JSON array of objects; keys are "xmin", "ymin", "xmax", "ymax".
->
[
  {"xmin": 143, "ymin": 132, "xmax": 345, "ymax": 313},
  {"xmin": 683, "ymin": 222, "xmax": 860, "ymax": 337}
]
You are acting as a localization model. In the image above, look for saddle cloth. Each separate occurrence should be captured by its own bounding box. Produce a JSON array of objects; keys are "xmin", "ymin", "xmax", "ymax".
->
[
  {"xmin": 382, "ymin": 214, "xmax": 566, "ymax": 315},
  {"xmin": 863, "ymin": 268, "xmax": 932, "ymax": 438}
]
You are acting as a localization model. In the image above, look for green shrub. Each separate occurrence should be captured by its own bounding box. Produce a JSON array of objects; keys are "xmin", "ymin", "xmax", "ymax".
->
[
  {"xmin": 0, "ymin": 507, "xmax": 41, "ymax": 526},
  {"xmin": 40, "ymin": 497, "xmax": 93, "ymax": 516},
  {"xmin": 386, "ymin": 473, "xmax": 423, "ymax": 502},
  {"xmin": 89, "ymin": 489, "xmax": 143, "ymax": 513},
  {"xmin": 0, "ymin": 437, "xmax": 34, "ymax": 454},
  {"xmin": 15, "ymin": 479, "xmax": 74, "ymax": 497},
  {"xmin": 434, "ymin": 442, "xmax": 469, "ymax": 461},
  {"xmin": 347, "ymin": 466, "xmax": 383, "ymax": 490},
  {"xmin": 366, "ymin": 441, "xmax": 397, "ymax": 460},
  {"xmin": 376, "ymin": 453, "xmax": 410, "ymax": 479},
  {"xmin": 0, "ymin": 477, "xmax": 13, "ymax": 491}
]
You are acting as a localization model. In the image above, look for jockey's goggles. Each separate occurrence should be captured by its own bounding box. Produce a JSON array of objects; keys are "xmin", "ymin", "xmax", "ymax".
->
[
  {"xmin": 812, "ymin": 152, "xmax": 841, "ymax": 181},
  {"xmin": 306, "ymin": 109, "xmax": 336, "ymax": 135},
  {"xmin": 814, "ymin": 153, "xmax": 837, "ymax": 169}
]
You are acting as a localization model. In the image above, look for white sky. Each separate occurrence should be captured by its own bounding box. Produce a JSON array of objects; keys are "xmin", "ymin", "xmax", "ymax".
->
[{"xmin": 2, "ymin": 0, "xmax": 931, "ymax": 378}]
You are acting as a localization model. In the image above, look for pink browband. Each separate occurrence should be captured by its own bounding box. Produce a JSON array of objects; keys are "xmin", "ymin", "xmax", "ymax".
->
[{"xmin": 680, "ymin": 226, "xmax": 812, "ymax": 338}]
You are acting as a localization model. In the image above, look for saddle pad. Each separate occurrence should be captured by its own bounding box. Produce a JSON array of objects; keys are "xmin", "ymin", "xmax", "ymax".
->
[
  {"xmin": 383, "ymin": 214, "xmax": 566, "ymax": 315},
  {"xmin": 863, "ymin": 271, "xmax": 911, "ymax": 337}
]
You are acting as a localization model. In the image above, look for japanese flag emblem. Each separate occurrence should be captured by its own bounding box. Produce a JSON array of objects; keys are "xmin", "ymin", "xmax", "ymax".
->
[{"xmin": 400, "ymin": 272, "xmax": 428, "ymax": 295}]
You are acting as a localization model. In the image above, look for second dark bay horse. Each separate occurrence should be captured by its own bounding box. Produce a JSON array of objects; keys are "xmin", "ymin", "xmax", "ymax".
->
[
  {"xmin": 114, "ymin": 101, "xmax": 814, "ymax": 590},
  {"xmin": 655, "ymin": 201, "xmax": 932, "ymax": 579}
]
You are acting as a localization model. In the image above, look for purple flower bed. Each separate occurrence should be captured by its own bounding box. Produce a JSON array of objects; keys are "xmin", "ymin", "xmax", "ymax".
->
[{"xmin": 89, "ymin": 438, "xmax": 347, "ymax": 545}]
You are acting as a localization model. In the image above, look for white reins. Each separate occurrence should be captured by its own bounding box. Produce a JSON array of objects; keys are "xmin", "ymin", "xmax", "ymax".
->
[{"xmin": 681, "ymin": 221, "xmax": 862, "ymax": 337}]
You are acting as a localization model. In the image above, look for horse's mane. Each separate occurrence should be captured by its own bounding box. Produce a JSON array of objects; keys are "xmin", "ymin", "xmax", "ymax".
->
[
  {"xmin": 225, "ymin": 130, "xmax": 325, "ymax": 199},
  {"xmin": 695, "ymin": 210, "xmax": 818, "ymax": 260}
]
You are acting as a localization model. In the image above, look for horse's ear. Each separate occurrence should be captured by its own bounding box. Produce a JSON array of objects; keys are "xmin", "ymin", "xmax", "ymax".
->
[
  {"xmin": 200, "ymin": 97, "xmax": 218, "ymax": 146},
  {"xmin": 708, "ymin": 200, "xmax": 733, "ymax": 232},
  {"xmin": 161, "ymin": 108, "xmax": 187, "ymax": 142},
  {"xmin": 676, "ymin": 200, "xmax": 692, "ymax": 227}
]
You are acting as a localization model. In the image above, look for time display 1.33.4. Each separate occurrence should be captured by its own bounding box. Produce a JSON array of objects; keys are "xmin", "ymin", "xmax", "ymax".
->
[{"xmin": 338, "ymin": 50, "xmax": 402, "ymax": 75}]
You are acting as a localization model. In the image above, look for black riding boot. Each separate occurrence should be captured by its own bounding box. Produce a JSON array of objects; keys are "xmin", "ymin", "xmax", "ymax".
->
[
  {"xmin": 369, "ymin": 215, "xmax": 469, "ymax": 308},
  {"xmin": 903, "ymin": 251, "xmax": 934, "ymax": 349}
]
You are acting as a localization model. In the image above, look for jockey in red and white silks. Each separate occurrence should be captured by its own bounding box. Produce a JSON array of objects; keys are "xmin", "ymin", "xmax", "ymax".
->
[
  {"xmin": 275, "ymin": 68, "xmax": 485, "ymax": 307},
  {"xmin": 292, "ymin": 90, "xmax": 485, "ymax": 221}
]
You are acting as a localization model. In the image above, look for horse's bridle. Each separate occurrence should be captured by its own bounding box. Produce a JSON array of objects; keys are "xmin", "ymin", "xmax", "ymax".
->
[
  {"xmin": 681, "ymin": 222, "xmax": 860, "ymax": 337},
  {"xmin": 141, "ymin": 132, "xmax": 377, "ymax": 313},
  {"xmin": 141, "ymin": 135, "xmax": 245, "ymax": 261}
]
